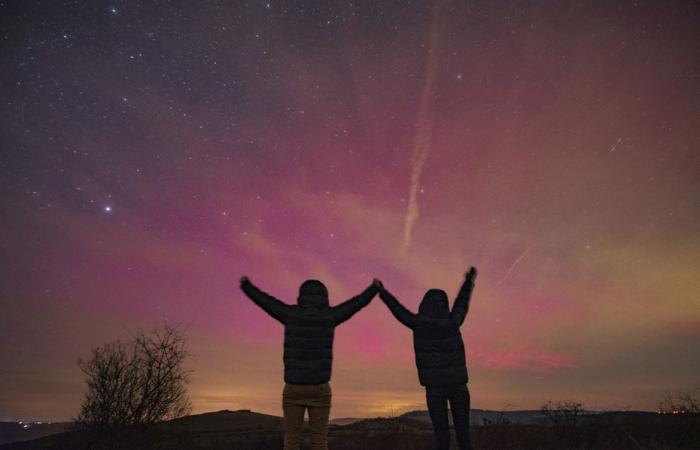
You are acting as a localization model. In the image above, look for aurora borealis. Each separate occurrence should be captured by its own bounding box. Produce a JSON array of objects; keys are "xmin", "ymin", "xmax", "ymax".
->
[{"xmin": 1, "ymin": 0, "xmax": 699, "ymax": 421}]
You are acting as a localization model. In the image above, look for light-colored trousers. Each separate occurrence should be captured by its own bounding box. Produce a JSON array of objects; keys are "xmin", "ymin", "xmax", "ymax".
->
[{"xmin": 282, "ymin": 382, "xmax": 332, "ymax": 450}]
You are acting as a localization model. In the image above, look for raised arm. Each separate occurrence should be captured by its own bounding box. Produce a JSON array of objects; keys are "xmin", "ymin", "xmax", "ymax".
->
[
  {"xmin": 450, "ymin": 267, "xmax": 477, "ymax": 326},
  {"xmin": 375, "ymin": 279, "xmax": 419, "ymax": 329},
  {"xmin": 331, "ymin": 283, "xmax": 378, "ymax": 326},
  {"xmin": 239, "ymin": 277, "xmax": 290, "ymax": 324}
]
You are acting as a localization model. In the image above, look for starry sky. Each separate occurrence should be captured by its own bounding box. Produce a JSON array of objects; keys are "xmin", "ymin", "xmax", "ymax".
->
[{"xmin": 1, "ymin": 0, "xmax": 699, "ymax": 421}]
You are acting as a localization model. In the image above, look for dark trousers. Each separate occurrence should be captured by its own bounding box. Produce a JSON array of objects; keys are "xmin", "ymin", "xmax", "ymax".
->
[{"xmin": 426, "ymin": 384, "xmax": 473, "ymax": 450}]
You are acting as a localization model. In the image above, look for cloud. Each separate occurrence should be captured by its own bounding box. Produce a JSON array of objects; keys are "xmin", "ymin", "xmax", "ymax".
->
[{"xmin": 400, "ymin": 1, "xmax": 444, "ymax": 255}]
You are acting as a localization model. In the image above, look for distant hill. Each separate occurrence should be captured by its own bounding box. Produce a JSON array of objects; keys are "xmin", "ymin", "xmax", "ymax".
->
[
  {"xmin": 329, "ymin": 417, "xmax": 361, "ymax": 426},
  {"xmin": 0, "ymin": 410, "xmax": 283, "ymax": 449},
  {"xmin": 333, "ymin": 408, "xmax": 550, "ymax": 427},
  {"xmin": 0, "ymin": 422, "xmax": 70, "ymax": 446},
  {"xmin": 401, "ymin": 408, "xmax": 550, "ymax": 425},
  {"xmin": 161, "ymin": 409, "xmax": 282, "ymax": 432}
]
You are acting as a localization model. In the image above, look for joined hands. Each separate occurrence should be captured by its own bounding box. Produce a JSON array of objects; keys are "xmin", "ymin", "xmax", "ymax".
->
[{"xmin": 242, "ymin": 270, "xmax": 475, "ymax": 290}]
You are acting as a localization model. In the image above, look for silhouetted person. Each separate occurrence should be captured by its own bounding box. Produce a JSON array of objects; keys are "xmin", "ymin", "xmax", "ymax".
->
[
  {"xmin": 374, "ymin": 268, "xmax": 477, "ymax": 450},
  {"xmin": 239, "ymin": 276, "xmax": 378, "ymax": 450}
]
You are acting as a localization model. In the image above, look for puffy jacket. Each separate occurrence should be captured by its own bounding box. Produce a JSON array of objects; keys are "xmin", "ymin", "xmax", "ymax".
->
[
  {"xmin": 241, "ymin": 279, "xmax": 378, "ymax": 385},
  {"xmin": 379, "ymin": 280, "xmax": 474, "ymax": 387}
]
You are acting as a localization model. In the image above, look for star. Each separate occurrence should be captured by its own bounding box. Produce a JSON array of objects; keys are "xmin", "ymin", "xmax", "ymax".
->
[{"xmin": 103, "ymin": 205, "xmax": 112, "ymax": 213}]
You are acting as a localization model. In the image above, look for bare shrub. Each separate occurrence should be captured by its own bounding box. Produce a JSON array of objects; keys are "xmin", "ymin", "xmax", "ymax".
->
[
  {"xmin": 76, "ymin": 324, "xmax": 191, "ymax": 432},
  {"xmin": 541, "ymin": 400, "xmax": 585, "ymax": 448},
  {"xmin": 541, "ymin": 400, "xmax": 584, "ymax": 427},
  {"xmin": 659, "ymin": 393, "xmax": 700, "ymax": 414}
]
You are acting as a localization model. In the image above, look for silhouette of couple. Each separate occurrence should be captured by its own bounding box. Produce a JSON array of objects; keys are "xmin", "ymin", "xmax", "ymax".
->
[{"xmin": 239, "ymin": 267, "xmax": 477, "ymax": 450}]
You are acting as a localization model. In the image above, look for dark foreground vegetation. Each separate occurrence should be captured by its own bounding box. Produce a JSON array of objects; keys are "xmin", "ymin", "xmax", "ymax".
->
[{"xmin": 1, "ymin": 409, "xmax": 698, "ymax": 450}]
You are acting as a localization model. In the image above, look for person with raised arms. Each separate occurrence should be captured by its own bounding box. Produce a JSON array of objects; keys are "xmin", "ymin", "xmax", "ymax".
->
[
  {"xmin": 239, "ymin": 276, "xmax": 379, "ymax": 450},
  {"xmin": 374, "ymin": 268, "xmax": 477, "ymax": 450}
]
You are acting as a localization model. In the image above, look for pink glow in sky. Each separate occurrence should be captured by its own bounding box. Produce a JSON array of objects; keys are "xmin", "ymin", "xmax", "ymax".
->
[{"xmin": 1, "ymin": 1, "xmax": 699, "ymax": 421}]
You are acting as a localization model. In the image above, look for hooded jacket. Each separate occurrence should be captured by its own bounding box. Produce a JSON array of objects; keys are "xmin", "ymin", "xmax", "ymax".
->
[
  {"xmin": 241, "ymin": 279, "xmax": 378, "ymax": 385},
  {"xmin": 379, "ymin": 280, "xmax": 474, "ymax": 387}
]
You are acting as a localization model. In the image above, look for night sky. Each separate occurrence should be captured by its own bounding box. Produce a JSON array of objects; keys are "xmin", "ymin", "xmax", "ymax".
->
[{"xmin": 1, "ymin": 0, "xmax": 699, "ymax": 421}]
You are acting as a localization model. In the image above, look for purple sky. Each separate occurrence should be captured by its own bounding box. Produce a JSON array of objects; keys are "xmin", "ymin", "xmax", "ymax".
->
[{"xmin": 1, "ymin": 0, "xmax": 699, "ymax": 421}]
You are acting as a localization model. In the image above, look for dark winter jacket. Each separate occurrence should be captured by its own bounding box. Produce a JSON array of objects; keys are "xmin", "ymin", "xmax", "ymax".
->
[
  {"xmin": 379, "ymin": 280, "xmax": 474, "ymax": 387},
  {"xmin": 241, "ymin": 279, "xmax": 378, "ymax": 385}
]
